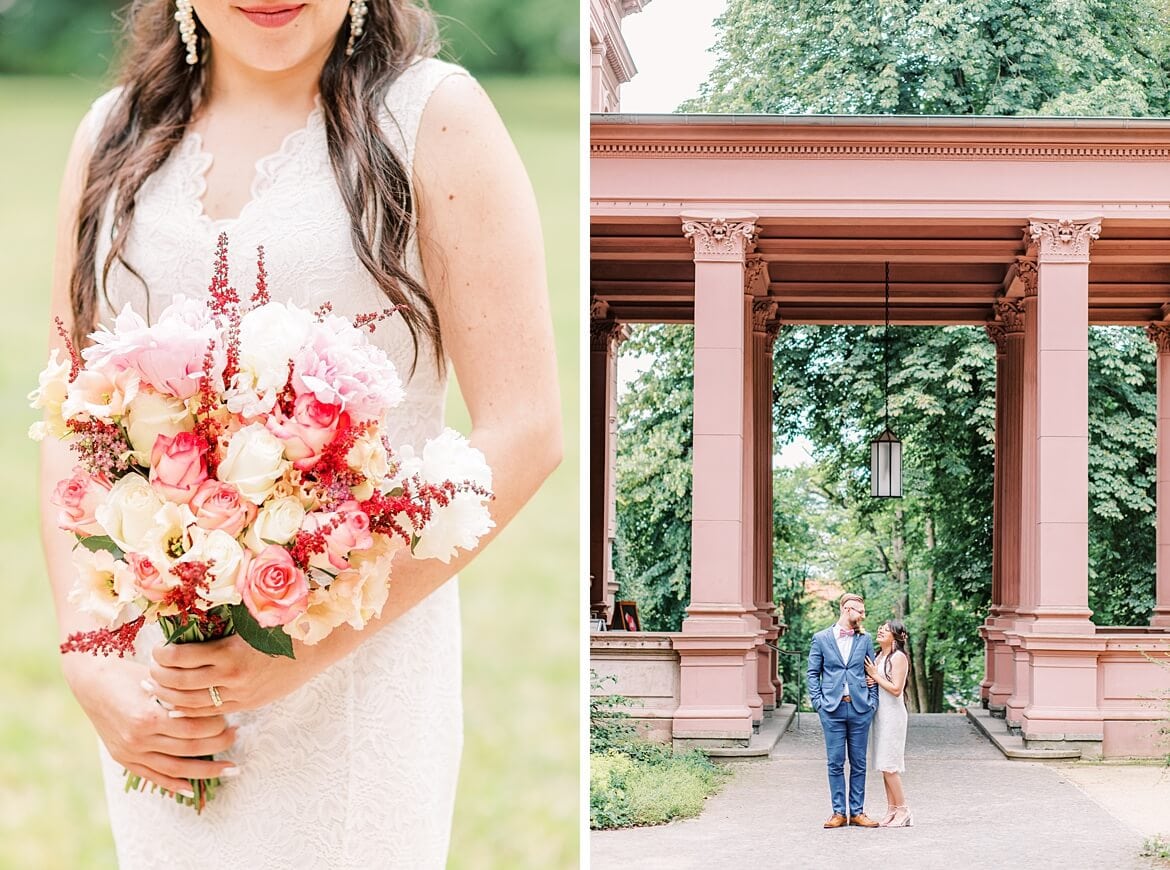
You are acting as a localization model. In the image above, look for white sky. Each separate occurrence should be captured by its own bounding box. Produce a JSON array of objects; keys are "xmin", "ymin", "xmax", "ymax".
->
[{"xmin": 618, "ymin": 0, "xmax": 728, "ymax": 113}]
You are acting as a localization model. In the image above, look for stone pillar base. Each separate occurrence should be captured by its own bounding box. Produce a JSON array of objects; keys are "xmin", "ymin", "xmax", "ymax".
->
[
  {"xmin": 1022, "ymin": 733, "xmax": 1104, "ymax": 760},
  {"xmin": 671, "ymin": 633, "xmax": 757, "ymax": 742}
]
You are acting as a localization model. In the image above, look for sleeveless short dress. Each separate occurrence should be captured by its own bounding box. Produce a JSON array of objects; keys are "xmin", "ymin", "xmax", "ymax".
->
[
  {"xmin": 87, "ymin": 57, "xmax": 470, "ymax": 869},
  {"xmin": 870, "ymin": 651, "xmax": 908, "ymax": 773}
]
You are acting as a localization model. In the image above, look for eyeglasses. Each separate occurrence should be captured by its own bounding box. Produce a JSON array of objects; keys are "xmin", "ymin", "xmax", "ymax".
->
[{"xmin": 846, "ymin": 604, "xmax": 866, "ymax": 617}]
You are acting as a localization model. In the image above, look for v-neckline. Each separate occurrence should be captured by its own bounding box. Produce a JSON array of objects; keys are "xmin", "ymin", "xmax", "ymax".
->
[{"xmin": 185, "ymin": 96, "xmax": 324, "ymax": 227}]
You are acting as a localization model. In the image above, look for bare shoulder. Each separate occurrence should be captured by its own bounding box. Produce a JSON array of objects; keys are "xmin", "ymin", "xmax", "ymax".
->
[{"xmin": 413, "ymin": 73, "xmax": 519, "ymax": 191}]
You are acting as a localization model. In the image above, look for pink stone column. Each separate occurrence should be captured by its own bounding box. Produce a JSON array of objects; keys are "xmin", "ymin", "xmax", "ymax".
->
[
  {"xmin": 751, "ymin": 290, "xmax": 780, "ymax": 713},
  {"xmin": 1018, "ymin": 218, "xmax": 1102, "ymax": 753},
  {"xmin": 1146, "ymin": 323, "xmax": 1170, "ymax": 628},
  {"xmin": 739, "ymin": 288, "xmax": 764, "ymax": 726},
  {"xmin": 1005, "ymin": 266, "xmax": 1038, "ymax": 730},
  {"xmin": 984, "ymin": 300, "xmax": 1026, "ymax": 714},
  {"xmin": 589, "ymin": 301, "xmax": 625, "ymax": 621},
  {"xmin": 979, "ymin": 320, "xmax": 1006, "ymax": 706},
  {"xmin": 673, "ymin": 214, "xmax": 760, "ymax": 744}
]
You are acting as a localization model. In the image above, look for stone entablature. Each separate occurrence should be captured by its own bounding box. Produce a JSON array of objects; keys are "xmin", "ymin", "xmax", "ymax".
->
[{"xmin": 589, "ymin": 0, "xmax": 651, "ymax": 113}]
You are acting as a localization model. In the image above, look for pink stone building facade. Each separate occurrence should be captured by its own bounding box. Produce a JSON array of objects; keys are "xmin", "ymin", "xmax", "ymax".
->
[{"xmin": 587, "ymin": 8, "xmax": 1170, "ymax": 757}]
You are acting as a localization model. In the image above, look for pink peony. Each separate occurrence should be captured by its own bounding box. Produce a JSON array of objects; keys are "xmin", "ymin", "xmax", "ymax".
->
[
  {"xmin": 125, "ymin": 552, "xmax": 174, "ymax": 603},
  {"xmin": 265, "ymin": 393, "xmax": 342, "ymax": 470},
  {"xmin": 291, "ymin": 319, "xmax": 403, "ymax": 421},
  {"xmin": 149, "ymin": 431, "xmax": 209, "ymax": 504},
  {"xmin": 51, "ymin": 469, "xmax": 111, "ymax": 536},
  {"xmin": 301, "ymin": 500, "xmax": 374, "ymax": 572},
  {"xmin": 189, "ymin": 480, "xmax": 257, "ymax": 537},
  {"xmin": 82, "ymin": 300, "xmax": 223, "ymax": 401},
  {"xmin": 237, "ymin": 545, "xmax": 309, "ymax": 627}
]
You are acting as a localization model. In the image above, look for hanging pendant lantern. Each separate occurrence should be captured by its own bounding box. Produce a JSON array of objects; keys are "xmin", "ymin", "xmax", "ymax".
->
[{"xmin": 871, "ymin": 261, "xmax": 903, "ymax": 498}]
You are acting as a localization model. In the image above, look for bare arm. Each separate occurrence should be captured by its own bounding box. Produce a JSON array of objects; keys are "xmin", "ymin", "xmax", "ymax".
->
[
  {"xmin": 865, "ymin": 650, "xmax": 909, "ymax": 697},
  {"xmin": 149, "ymin": 74, "xmax": 562, "ymax": 713}
]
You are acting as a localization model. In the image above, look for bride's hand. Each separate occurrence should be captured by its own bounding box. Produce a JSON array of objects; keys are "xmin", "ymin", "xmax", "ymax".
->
[
  {"xmin": 147, "ymin": 634, "xmax": 320, "ymax": 716},
  {"xmin": 64, "ymin": 655, "xmax": 238, "ymax": 794},
  {"xmin": 863, "ymin": 656, "xmax": 878, "ymax": 682}
]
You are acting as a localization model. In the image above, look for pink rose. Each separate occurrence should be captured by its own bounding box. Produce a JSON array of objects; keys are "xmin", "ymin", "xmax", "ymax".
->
[
  {"xmin": 237, "ymin": 545, "xmax": 309, "ymax": 627},
  {"xmin": 126, "ymin": 552, "xmax": 174, "ymax": 603},
  {"xmin": 301, "ymin": 500, "xmax": 374, "ymax": 572},
  {"xmin": 190, "ymin": 480, "xmax": 257, "ymax": 537},
  {"xmin": 51, "ymin": 469, "xmax": 111, "ymax": 536},
  {"xmin": 265, "ymin": 394, "xmax": 342, "ymax": 470},
  {"xmin": 150, "ymin": 431, "xmax": 209, "ymax": 504}
]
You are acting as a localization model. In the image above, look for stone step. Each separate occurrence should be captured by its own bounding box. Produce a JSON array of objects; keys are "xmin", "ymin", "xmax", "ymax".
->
[
  {"xmin": 701, "ymin": 704, "xmax": 796, "ymax": 759},
  {"xmin": 966, "ymin": 705, "xmax": 1082, "ymax": 760}
]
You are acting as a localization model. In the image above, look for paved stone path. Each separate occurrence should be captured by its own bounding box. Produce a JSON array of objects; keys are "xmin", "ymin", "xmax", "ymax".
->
[{"xmin": 591, "ymin": 713, "xmax": 1164, "ymax": 870}]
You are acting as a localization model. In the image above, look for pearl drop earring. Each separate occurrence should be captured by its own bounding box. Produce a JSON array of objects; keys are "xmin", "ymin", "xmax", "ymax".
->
[
  {"xmin": 347, "ymin": 0, "xmax": 368, "ymax": 57},
  {"xmin": 175, "ymin": 0, "xmax": 199, "ymax": 66}
]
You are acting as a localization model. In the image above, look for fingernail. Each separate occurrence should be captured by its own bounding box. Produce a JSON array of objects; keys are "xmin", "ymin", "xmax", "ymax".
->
[
  {"xmin": 155, "ymin": 697, "xmax": 175, "ymax": 711},
  {"xmin": 179, "ymin": 788, "xmax": 195, "ymax": 798},
  {"xmin": 140, "ymin": 679, "xmax": 156, "ymax": 693},
  {"xmin": 168, "ymin": 710, "xmax": 187, "ymax": 718},
  {"xmin": 220, "ymin": 766, "xmax": 241, "ymax": 778}
]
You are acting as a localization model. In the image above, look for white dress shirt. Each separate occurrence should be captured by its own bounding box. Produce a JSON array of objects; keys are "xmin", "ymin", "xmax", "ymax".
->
[{"xmin": 833, "ymin": 622, "xmax": 855, "ymax": 664}]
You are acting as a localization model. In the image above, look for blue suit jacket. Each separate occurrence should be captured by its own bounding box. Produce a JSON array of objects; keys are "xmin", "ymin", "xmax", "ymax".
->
[{"xmin": 807, "ymin": 627, "xmax": 879, "ymax": 714}]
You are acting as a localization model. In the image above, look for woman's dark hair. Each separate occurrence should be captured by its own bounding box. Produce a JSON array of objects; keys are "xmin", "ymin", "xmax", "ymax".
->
[
  {"xmin": 882, "ymin": 619, "xmax": 909, "ymax": 680},
  {"xmin": 70, "ymin": 0, "xmax": 443, "ymax": 372}
]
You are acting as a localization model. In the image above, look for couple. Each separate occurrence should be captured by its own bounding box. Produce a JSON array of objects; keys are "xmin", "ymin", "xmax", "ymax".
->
[{"xmin": 808, "ymin": 593, "xmax": 913, "ymax": 829}]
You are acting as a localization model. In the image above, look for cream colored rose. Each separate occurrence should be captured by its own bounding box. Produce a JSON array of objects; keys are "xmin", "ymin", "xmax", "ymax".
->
[
  {"xmin": 68, "ymin": 547, "xmax": 138, "ymax": 623},
  {"xmin": 345, "ymin": 431, "xmax": 388, "ymax": 501},
  {"xmin": 218, "ymin": 423, "xmax": 289, "ymax": 505},
  {"xmin": 180, "ymin": 527, "xmax": 244, "ymax": 607},
  {"xmin": 242, "ymin": 496, "xmax": 305, "ymax": 553},
  {"xmin": 96, "ymin": 474, "xmax": 165, "ymax": 552},
  {"xmin": 28, "ymin": 349, "xmax": 73, "ymax": 439},
  {"xmin": 125, "ymin": 389, "xmax": 195, "ymax": 461}
]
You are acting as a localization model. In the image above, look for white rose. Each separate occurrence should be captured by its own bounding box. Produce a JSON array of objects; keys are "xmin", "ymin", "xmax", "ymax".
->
[
  {"xmin": 243, "ymin": 496, "xmax": 305, "ymax": 552},
  {"xmin": 96, "ymin": 474, "xmax": 165, "ymax": 552},
  {"xmin": 346, "ymin": 431, "xmax": 389, "ymax": 500},
  {"xmin": 124, "ymin": 389, "xmax": 195, "ymax": 461},
  {"xmin": 28, "ymin": 349, "xmax": 73, "ymax": 439},
  {"xmin": 180, "ymin": 527, "xmax": 244, "ymax": 607},
  {"xmin": 68, "ymin": 547, "xmax": 138, "ymax": 624},
  {"xmin": 218, "ymin": 423, "xmax": 289, "ymax": 505},
  {"xmin": 238, "ymin": 303, "xmax": 314, "ymax": 394}
]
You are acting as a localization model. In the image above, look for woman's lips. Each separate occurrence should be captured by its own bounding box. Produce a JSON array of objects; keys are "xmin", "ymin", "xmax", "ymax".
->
[{"xmin": 237, "ymin": 4, "xmax": 305, "ymax": 28}]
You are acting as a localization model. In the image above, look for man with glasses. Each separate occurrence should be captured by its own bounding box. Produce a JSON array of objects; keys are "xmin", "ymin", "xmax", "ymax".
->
[{"xmin": 808, "ymin": 592, "xmax": 881, "ymax": 828}]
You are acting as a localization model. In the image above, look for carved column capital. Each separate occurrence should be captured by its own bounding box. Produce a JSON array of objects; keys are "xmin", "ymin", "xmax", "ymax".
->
[
  {"xmin": 590, "ymin": 302, "xmax": 627, "ymax": 352},
  {"xmin": 994, "ymin": 299, "xmax": 1026, "ymax": 334},
  {"xmin": 751, "ymin": 299, "xmax": 779, "ymax": 333},
  {"xmin": 1027, "ymin": 218, "xmax": 1101, "ymax": 264},
  {"xmin": 985, "ymin": 322, "xmax": 1008, "ymax": 354},
  {"xmin": 1147, "ymin": 323, "xmax": 1170, "ymax": 354},
  {"xmin": 745, "ymin": 255, "xmax": 770, "ymax": 296},
  {"xmin": 681, "ymin": 214, "xmax": 758, "ymax": 263},
  {"xmin": 1015, "ymin": 258, "xmax": 1038, "ymax": 297}
]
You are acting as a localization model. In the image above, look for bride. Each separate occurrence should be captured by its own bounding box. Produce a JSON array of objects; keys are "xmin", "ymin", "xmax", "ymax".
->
[
  {"xmin": 864, "ymin": 619, "xmax": 913, "ymax": 828},
  {"xmin": 39, "ymin": 1, "xmax": 560, "ymax": 866}
]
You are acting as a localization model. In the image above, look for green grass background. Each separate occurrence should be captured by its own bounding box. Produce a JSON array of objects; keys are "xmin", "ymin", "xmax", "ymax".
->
[{"xmin": 0, "ymin": 75, "xmax": 580, "ymax": 868}]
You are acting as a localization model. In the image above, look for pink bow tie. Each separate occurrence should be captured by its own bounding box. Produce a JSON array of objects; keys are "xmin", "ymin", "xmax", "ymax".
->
[{"xmin": 838, "ymin": 628, "xmax": 855, "ymax": 637}]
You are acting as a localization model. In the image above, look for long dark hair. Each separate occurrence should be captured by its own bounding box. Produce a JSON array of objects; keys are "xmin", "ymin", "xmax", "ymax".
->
[
  {"xmin": 881, "ymin": 619, "xmax": 909, "ymax": 680},
  {"xmin": 70, "ymin": 0, "xmax": 443, "ymax": 372}
]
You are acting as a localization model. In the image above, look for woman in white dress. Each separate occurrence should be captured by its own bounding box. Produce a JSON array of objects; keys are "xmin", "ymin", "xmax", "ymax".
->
[
  {"xmin": 39, "ymin": 2, "xmax": 560, "ymax": 867},
  {"xmin": 864, "ymin": 619, "xmax": 912, "ymax": 828}
]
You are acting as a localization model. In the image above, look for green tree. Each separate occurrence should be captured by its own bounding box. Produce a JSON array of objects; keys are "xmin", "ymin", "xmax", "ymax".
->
[{"xmin": 682, "ymin": 0, "xmax": 1170, "ymax": 116}]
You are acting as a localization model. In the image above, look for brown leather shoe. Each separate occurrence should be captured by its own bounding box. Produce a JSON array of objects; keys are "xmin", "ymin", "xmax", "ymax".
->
[
  {"xmin": 823, "ymin": 813, "xmax": 848, "ymax": 828},
  {"xmin": 850, "ymin": 813, "xmax": 879, "ymax": 828}
]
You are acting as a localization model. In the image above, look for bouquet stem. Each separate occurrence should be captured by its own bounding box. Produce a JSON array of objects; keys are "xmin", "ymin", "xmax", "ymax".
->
[{"xmin": 123, "ymin": 607, "xmax": 236, "ymax": 813}]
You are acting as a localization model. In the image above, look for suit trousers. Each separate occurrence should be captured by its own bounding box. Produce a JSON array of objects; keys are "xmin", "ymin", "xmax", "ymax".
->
[{"xmin": 818, "ymin": 702, "xmax": 873, "ymax": 816}]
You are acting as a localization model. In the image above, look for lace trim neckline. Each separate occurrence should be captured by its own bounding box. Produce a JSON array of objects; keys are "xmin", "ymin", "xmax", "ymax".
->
[{"xmin": 181, "ymin": 96, "xmax": 325, "ymax": 228}]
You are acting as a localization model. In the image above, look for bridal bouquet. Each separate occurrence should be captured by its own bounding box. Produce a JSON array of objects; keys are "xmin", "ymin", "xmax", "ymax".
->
[{"xmin": 30, "ymin": 234, "xmax": 493, "ymax": 810}]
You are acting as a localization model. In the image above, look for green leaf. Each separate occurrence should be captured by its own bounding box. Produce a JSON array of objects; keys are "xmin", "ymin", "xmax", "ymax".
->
[
  {"xmin": 228, "ymin": 604, "xmax": 295, "ymax": 659},
  {"xmin": 77, "ymin": 535, "xmax": 124, "ymax": 559}
]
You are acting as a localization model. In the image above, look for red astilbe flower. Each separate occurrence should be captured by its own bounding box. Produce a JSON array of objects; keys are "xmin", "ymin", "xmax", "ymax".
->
[
  {"xmin": 288, "ymin": 514, "xmax": 347, "ymax": 570},
  {"xmin": 54, "ymin": 316, "xmax": 82, "ymax": 382},
  {"xmin": 164, "ymin": 560, "xmax": 215, "ymax": 618},
  {"xmin": 352, "ymin": 306, "xmax": 405, "ymax": 333},
  {"xmin": 206, "ymin": 233, "xmax": 242, "ymax": 391},
  {"xmin": 310, "ymin": 414, "xmax": 373, "ymax": 494},
  {"xmin": 251, "ymin": 245, "xmax": 270, "ymax": 306},
  {"xmin": 61, "ymin": 616, "xmax": 146, "ymax": 658}
]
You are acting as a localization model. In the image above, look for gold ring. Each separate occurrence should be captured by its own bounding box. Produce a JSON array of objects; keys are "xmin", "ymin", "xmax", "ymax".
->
[{"xmin": 208, "ymin": 685, "xmax": 223, "ymax": 707}]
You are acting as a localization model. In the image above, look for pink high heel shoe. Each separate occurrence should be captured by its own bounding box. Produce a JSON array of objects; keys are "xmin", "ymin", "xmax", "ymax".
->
[{"xmin": 887, "ymin": 806, "xmax": 913, "ymax": 827}]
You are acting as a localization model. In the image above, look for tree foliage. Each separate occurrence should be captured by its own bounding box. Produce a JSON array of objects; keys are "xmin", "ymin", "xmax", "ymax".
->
[{"xmin": 682, "ymin": 0, "xmax": 1170, "ymax": 115}]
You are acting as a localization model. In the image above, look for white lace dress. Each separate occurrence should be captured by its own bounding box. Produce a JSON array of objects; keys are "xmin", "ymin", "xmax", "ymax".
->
[
  {"xmin": 870, "ymin": 652, "xmax": 908, "ymax": 774},
  {"xmin": 86, "ymin": 58, "xmax": 470, "ymax": 869}
]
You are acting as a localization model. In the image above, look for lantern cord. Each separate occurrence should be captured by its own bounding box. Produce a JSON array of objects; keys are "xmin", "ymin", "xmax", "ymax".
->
[{"xmin": 884, "ymin": 261, "xmax": 890, "ymax": 433}]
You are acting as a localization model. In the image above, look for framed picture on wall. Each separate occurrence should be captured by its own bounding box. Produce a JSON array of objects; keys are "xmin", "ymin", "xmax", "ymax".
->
[{"xmin": 611, "ymin": 600, "xmax": 641, "ymax": 632}]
